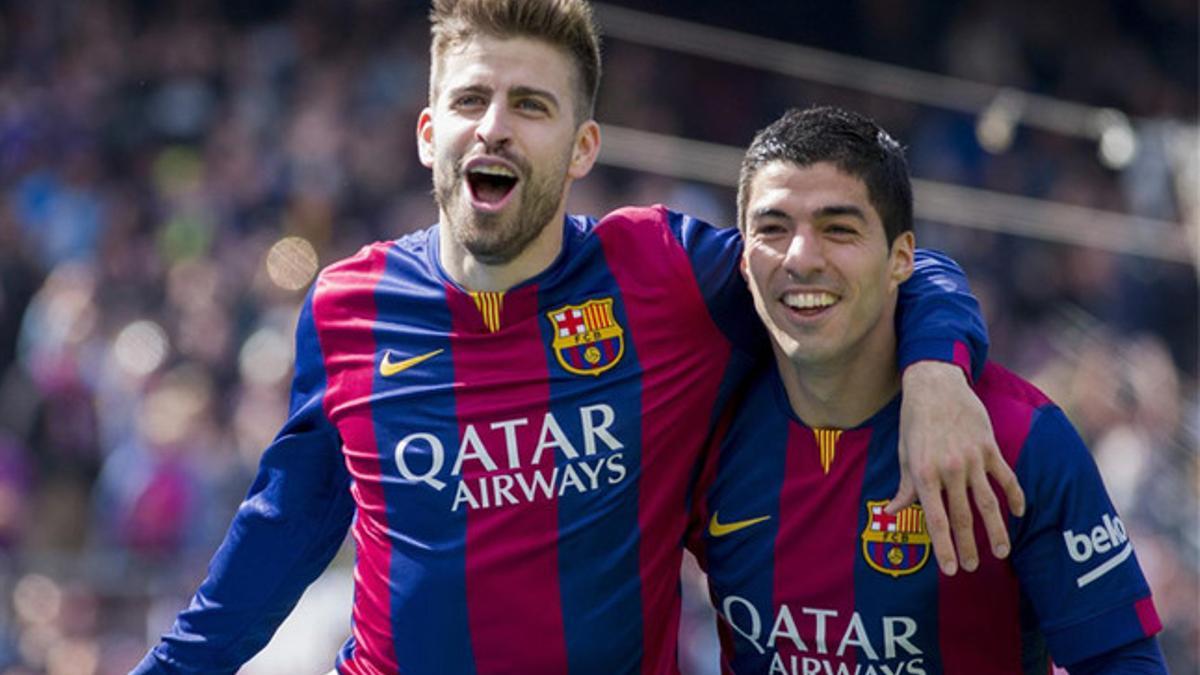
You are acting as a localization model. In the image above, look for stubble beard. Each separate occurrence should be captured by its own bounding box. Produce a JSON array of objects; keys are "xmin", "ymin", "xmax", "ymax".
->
[{"xmin": 434, "ymin": 149, "xmax": 570, "ymax": 266}]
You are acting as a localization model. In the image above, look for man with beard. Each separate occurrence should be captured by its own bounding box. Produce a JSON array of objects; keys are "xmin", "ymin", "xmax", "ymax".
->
[{"xmin": 132, "ymin": 2, "xmax": 1021, "ymax": 673}]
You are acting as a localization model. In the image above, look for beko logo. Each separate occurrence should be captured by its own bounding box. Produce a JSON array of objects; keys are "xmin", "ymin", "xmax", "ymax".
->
[{"xmin": 1062, "ymin": 513, "xmax": 1133, "ymax": 587}]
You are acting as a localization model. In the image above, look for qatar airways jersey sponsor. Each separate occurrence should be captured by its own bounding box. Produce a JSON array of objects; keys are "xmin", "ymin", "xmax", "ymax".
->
[
  {"xmin": 391, "ymin": 403, "xmax": 629, "ymax": 512},
  {"xmin": 719, "ymin": 597, "xmax": 929, "ymax": 675},
  {"xmin": 691, "ymin": 362, "xmax": 1162, "ymax": 674}
]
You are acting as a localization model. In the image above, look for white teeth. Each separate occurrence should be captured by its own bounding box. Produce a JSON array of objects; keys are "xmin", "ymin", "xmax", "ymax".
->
[
  {"xmin": 470, "ymin": 164, "xmax": 516, "ymax": 178},
  {"xmin": 783, "ymin": 292, "xmax": 837, "ymax": 309}
]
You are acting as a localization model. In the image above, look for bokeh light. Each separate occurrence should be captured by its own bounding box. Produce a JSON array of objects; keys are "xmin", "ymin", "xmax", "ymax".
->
[
  {"xmin": 45, "ymin": 638, "xmax": 99, "ymax": 675},
  {"xmin": 13, "ymin": 574, "xmax": 62, "ymax": 625},
  {"xmin": 238, "ymin": 326, "xmax": 295, "ymax": 387},
  {"xmin": 112, "ymin": 320, "xmax": 170, "ymax": 378},
  {"xmin": 139, "ymin": 366, "xmax": 214, "ymax": 447},
  {"xmin": 265, "ymin": 236, "xmax": 319, "ymax": 291},
  {"xmin": 976, "ymin": 91, "xmax": 1022, "ymax": 154},
  {"xmin": 1095, "ymin": 109, "xmax": 1138, "ymax": 169}
]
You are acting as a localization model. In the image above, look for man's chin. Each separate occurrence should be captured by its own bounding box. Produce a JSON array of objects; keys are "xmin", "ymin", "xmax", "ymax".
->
[
  {"xmin": 459, "ymin": 227, "xmax": 530, "ymax": 266},
  {"xmin": 462, "ymin": 244, "xmax": 519, "ymax": 266}
]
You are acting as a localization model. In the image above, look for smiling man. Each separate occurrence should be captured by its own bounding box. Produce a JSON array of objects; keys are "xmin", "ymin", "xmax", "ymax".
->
[
  {"xmin": 133, "ymin": 3, "xmax": 1020, "ymax": 674},
  {"xmin": 688, "ymin": 106, "xmax": 1165, "ymax": 674}
]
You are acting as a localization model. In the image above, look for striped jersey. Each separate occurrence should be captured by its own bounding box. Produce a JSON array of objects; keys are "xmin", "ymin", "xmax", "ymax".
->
[
  {"xmin": 689, "ymin": 361, "xmax": 1163, "ymax": 675},
  {"xmin": 134, "ymin": 206, "xmax": 986, "ymax": 675}
]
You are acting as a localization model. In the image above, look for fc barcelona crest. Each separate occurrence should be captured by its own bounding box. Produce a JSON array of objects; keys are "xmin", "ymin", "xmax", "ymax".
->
[
  {"xmin": 547, "ymin": 298, "xmax": 625, "ymax": 376},
  {"xmin": 861, "ymin": 500, "xmax": 931, "ymax": 577}
]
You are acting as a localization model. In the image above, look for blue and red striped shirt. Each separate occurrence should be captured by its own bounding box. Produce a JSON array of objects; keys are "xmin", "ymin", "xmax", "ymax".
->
[
  {"xmin": 689, "ymin": 361, "xmax": 1163, "ymax": 674},
  {"xmin": 134, "ymin": 206, "xmax": 986, "ymax": 674}
]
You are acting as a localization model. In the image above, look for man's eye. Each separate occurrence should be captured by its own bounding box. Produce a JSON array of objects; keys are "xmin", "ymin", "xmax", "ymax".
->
[
  {"xmin": 516, "ymin": 99, "xmax": 548, "ymax": 113},
  {"xmin": 454, "ymin": 95, "xmax": 486, "ymax": 108},
  {"xmin": 754, "ymin": 223, "xmax": 787, "ymax": 236},
  {"xmin": 826, "ymin": 224, "xmax": 858, "ymax": 236}
]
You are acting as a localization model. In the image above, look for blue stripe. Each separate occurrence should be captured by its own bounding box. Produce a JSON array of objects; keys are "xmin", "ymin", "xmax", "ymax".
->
[
  {"xmin": 540, "ymin": 237, "xmax": 645, "ymax": 673},
  {"xmin": 705, "ymin": 374, "xmax": 789, "ymax": 671},
  {"xmin": 372, "ymin": 243, "xmax": 475, "ymax": 672},
  {"xmin": 854, "ymin": 403, "xmax": 943, "ymax": 673}
]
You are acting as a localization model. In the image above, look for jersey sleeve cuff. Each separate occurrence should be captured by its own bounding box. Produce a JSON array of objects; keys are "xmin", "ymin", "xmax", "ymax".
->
[
  {"xmin": 898, "ymin": 339, "xmax": 974, "ymax": 383},
  {"xmin": 1047, "ymin": 595, "xmax": 1162, "ymax": 667}
]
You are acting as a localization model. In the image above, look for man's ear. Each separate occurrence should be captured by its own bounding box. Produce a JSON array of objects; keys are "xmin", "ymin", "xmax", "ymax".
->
[
  {"xmin": 567, "ymin": 120, "xmax": 601, "ymax": 179},
  {"xmin": 890, "ymin": 231, "xmax": 915, "ymax": 290},
  {"xmin": 417, "ymin": 108, "xmax": 435, "ymax": 168}
]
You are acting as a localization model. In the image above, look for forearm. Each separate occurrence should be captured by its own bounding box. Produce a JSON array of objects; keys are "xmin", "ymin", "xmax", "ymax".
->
[{"xmin": 135, "ymin": 423, "xmax": 353, "ymax": 673}]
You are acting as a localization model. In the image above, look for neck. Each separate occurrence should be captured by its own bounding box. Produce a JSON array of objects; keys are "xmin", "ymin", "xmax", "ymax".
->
[
  {"xmin": 438, "ymin": 204, "xmax": 568, "ymax": 292},
  {"xmin": 775, "ymin": 325, "xmax": 900, "ymax": 430}
]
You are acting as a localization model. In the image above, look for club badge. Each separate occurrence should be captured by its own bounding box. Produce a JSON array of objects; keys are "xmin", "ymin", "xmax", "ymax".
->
[
  {"xmin": 861, "ymin": 500, "xmax": 932, "ymax": 577},
  {"xmin": 547, "ymin": 298, "xmax": 625, "ymax": 376}
]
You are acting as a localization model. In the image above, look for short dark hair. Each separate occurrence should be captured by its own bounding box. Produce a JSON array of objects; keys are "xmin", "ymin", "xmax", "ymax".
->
[
  {"xmin": 430, "ymin": 0, "xmax": 602, "ymax": 122},
  {"xmin": 737, "ymin": 106, "xmax": 913, "ymax": 244}
]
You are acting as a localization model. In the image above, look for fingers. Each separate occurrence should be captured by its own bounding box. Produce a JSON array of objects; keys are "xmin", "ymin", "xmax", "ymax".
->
[
  {"xmin": 989, "ymin": 453, "xmax": 1026, "ymax": 518},
  {"xmin": 916, "ymin": 475, "xmax": 955, "ymax": 576},
  {"xmin": 886, "ymin": 472, "xmax": 917, "ymax": 515},
  {"xmin": 969, "ymin": 461, "xmax": 1011, "ymax": 560},
  {"xmin": 945, "ymin": 475, "xmax": 978, "ymax": 573}
]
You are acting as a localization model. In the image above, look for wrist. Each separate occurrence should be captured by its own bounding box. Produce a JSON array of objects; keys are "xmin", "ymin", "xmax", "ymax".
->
[{"xmin": 902, "ymin": 359, "xmax": 969, "ymax": 387}]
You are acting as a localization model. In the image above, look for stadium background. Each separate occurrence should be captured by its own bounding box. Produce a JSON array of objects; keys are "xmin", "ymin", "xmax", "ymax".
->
[{"xmin": 0, "ymin": 0, "xmax": 1195, "ymax": 672}]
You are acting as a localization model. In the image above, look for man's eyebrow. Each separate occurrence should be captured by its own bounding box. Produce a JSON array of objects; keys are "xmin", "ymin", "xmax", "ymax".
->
[
  {"xmin": 509, "ymin": 85, "xmax": 559, "ymax": 110},
  {"xmin": 814, "ymin": 204, "xmax": 867, "ymax": 220},
  {"xmin": 750, "ymin": 207, "xmax": 791, "ymax": 221},
  {"xmin": 447, "ymin": 84, "xmax": 492, "ymax": 99}
]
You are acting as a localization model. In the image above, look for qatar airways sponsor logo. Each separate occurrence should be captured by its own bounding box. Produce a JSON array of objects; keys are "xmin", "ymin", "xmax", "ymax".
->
[
  {"xmin": 393, "ymin": 403, "xmax": 627, "ymax": 512},
  {"xmin": 720, "ymin": 595, "xmax": 926, "ymax": 675},
  {"xmin": 1063, "ymin": 513, "xmax": 1134, "ymax": 587}
]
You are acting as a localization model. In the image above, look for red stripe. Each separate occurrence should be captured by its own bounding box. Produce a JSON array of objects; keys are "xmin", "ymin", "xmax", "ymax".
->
[
  {"xmin": 952, "ymin": 341, "xmax": 973, "ymax": 382},
  {"xmin": 313, "ymin": 244, "xmax": 398, "ymax": 673},
  {"xmin": 1134, "ymin": 596, "xmax": 1162, "ymax": 636},
  {"xmin": 448, "ymin": 284, "xmax": 568, "ymax": 672},
  {"xmin": 937, "ymin": 537, "xmax": 1022, "ymax": 670},
  {"xmin": 598, "ymin": 304, "xmax": 613, "ymax": 329},
  {"xmin": 937, "ymin": 363, "xmax": 1044, "ymax": 671},
  {"xmin": 937, "ymin": 397, "xmax": 1026, "ymax": 672},
  {"xmin": 598, "ymin": 212, "xmax": 731, "ymax": 674},
  {"xmin": 775, "ymin": 426, "xmax": 867, "ymax": 663}
]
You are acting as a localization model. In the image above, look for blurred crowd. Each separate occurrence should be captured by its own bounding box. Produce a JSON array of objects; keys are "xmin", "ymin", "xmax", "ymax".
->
[{"xmin": 0, "ymin": 1, "xmax": 1194, "ymax": 673}]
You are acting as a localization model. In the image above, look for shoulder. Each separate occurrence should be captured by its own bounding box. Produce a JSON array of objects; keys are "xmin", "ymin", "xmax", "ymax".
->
[
  {"xmin": 974, "ymin": 362, "xmax": 1059, "ymax": 463},
  {"xmin": 590, "ymin": 204, "xmax": 673, "ymax": 242},
  {"xmin": 591, "ymin": 204, "xmax": 734, "ymax": 246},
  {"xmin": 317, "ymin": 225, "xmax": 437, "ymax": 286},
  {"xmin": 975, "ymin": 362, "xmax": 1053, "ymax": 411},
  {"xmin": 310, "ymin": 226, "xmax": 440, "ymax": 323}
]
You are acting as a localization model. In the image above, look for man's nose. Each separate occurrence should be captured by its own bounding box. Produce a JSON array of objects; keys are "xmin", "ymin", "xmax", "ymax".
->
[
  {"xmin": 475, "ymin": 102, "xmax": 512, "ymax": 148},
  {"xmin": 782, "ymin": 230, "xmax": 824, "ymax": 278}
]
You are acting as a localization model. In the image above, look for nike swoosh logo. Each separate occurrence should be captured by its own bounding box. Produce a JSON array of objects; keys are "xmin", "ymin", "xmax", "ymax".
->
[
  {"xmin": 709, "ymin": 511, "xmax": 771, "ymax": 538},
  {"xmin": 379, "ymin": 348, "xmax": 444, "ymax": 377}
]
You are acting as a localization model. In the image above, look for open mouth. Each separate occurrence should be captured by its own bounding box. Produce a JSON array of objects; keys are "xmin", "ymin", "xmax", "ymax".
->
[
  {"xmin": 781, "ymin": 291, "xmax": 838, "ymax": 317},
  {"xmin": 465, "ymin": 162, "xmax": 519, "ymax": 211}
]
